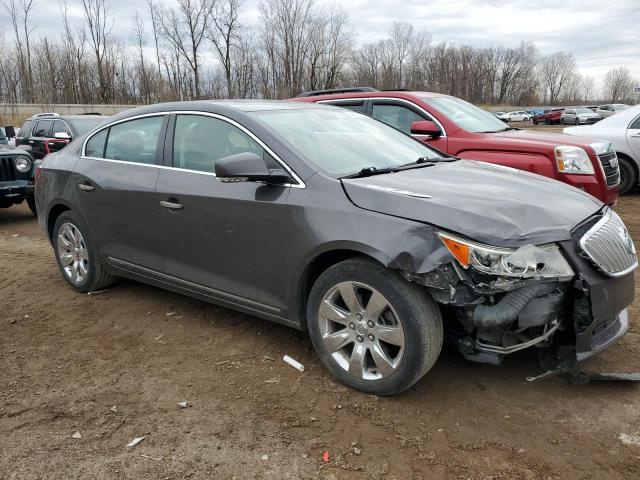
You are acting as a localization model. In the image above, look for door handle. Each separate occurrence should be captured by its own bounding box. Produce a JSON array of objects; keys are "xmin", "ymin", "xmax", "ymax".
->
[
  {"xmin": 630, "ymin": 133, "xmax": 640, "ymax": 138},
  {"xmin": 78, "ymin": 183, "xmax": 95, "ymax": 192},
  {"xmin": 160, "ymin": 200, "xmax": 184, "ymax": 210}
]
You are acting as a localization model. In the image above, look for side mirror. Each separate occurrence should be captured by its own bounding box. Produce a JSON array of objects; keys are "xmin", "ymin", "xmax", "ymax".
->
[
  {"xmin": 4, "ymin": 126, "xmax": 16, "ymax": 138},
  {"xmin": 215, "ymin": 152, "xmax": 291, "ymax": 185},
  {"xmin": 54, "ymin": 132, "xmax": 71, "ymax": 140},
  {"xmin": 410, "ymin": 120, "xmax": 442, "ymax": 137}
]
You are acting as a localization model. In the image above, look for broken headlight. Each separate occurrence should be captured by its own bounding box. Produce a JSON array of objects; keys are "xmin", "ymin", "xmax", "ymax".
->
[{"xmin": 440, "ymin": 233, "xmax": 574, "ymax": 280}]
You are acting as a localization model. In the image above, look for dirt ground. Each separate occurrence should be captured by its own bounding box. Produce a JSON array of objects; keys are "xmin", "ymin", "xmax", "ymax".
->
[{"xmin": 1, "ymin": 183, "xmax": 640, "ymax": 478}]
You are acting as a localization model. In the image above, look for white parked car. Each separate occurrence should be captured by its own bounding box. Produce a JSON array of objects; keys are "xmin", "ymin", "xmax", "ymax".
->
[
  {"xmin": 504, "ymin": 111, "xmax": 532, "ymax": 122},
  {"xmin": 596, "ymin": 104, "xmax": 630, "ymax": 118},
  {"xmin": 564, "ymin": 104, "xmax": 640, "ymax": 194}
]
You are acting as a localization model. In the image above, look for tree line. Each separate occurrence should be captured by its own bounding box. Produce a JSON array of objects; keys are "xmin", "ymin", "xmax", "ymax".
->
[{"xmin": 0, "ymin": 0, "xmax": 637, "ymax": 107}]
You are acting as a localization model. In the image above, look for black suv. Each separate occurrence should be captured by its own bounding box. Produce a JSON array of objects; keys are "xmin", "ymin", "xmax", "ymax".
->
[
  {"xmin": 0, "ymin": 143, "xmax": 36, "ymax": 214},
  {"xmin": 16, "ymin": 113, "xmax": 108, "ymax": 159}
]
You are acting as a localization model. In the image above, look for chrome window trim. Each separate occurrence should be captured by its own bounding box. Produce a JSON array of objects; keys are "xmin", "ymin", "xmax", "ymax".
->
[
  {"xmin": 81, "ymin": 110, "xmax": 306, "ymax": 188},
  {"xmin": 317, "ymin": 96, "xmax": 448, "ymax": 138}
]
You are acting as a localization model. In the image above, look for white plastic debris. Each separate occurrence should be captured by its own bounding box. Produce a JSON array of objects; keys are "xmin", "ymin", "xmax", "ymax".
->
[
  {"xmin": 177, "ymin": 401, "xmax": 188, "ymax": 409},
  {"xmin": 619, "ymin": 433, "xmax": 640, "ymax": 446},
  {"xmin": 87, "ymin": 289, "xmax": 109, "ymax": 296},
  {"xmin": 110, "ymin": 405, "xmax": 117, "ymax": 413},
  {"xmin": 126, "ymin": 436, "xmax": 146, "ymax": 448},
  {"xmin": 166, "ymin": 312, "xmax": 176, "ymax": 316},
  {"xmin": 260, "ymin": 454, "xmax": 269, "ymax": 461},
  {"xmin": 264, "ymin": 377, "xmax": 280, "ymax": 384},
  {"xmin": 71, "ymin": 431, "xmax": 82, "ymax": 439},
  {"xmin": 283, "ymin": 355, "xmax": 304, "ymax": 372}
]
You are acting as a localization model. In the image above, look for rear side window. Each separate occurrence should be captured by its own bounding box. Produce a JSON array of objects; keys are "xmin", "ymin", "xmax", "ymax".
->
[
  {"xmin": 33, "ymin": 119, "xmax": 53, "ymax": 137},
  {"xmin": 172, "ymin": 114, "xmax": 264, "ymax": 173},
  {"xmin": 53, "ymin": 120, "xmax": 72, "ymax": 137},
  {"xmin": 104, "ymin": 116, "xmax": 164, "ymax": 164},
  {"xmin": 371, "ymin": 104, "xmax": 425, "ymax": 134},
  {"xmin": 326, "ymin": 101, "xmax": 366, "ymax": 114},
  {"xmin": 630, "ymin": 116, "xmax": 640, "ymax": 130},
  {"xmin": 19, "ymin": 120, "xmax": 33, "ymax": 136},
  {"xmin": 85, "ymin": 129, "xmax": 108, "ymax": 158}
]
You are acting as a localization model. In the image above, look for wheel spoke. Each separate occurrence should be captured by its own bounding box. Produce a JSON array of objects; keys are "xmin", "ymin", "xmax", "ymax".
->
[
  {"xmin": 78, "ymin": 249, "xmax": 88, "ymax": 261},
  {"xmin": 319, "ymin": 299, "xmax": 350, "ymax": 326},
  {"xmin": 348, "ymin": 342, "xmax": 367, "ymax": 378},
  {"xmin": 338, "ymin": 282, "xmax": 363, "ymax": 314},
  {"xmin": 78, "ymin": 260, "xmax": 88, "ymax": 277},
  {"xmin": 365, "ymin": 290, "xmax": 388, "ymax": 320},
  {"xmin": 60, "ymin": 252, "xmax": 74, "ymax": 266},
  {"xmin": 371, "ymin": 342, "xmax": 396, "ymax": 377},
  {"xmin": 322, "ymin": 329, "xmax": 353, "ymax": 353},
  {"xmin": 58, "ymin": 233, "xmax": 73, "ymax": 249},
  {"xmin": 376, "ymin": 324, "xmax": 405, "ymax": 347},
  {"xmin": 72, "ymin": 260, "xmax": 79, "ymax": 281}
]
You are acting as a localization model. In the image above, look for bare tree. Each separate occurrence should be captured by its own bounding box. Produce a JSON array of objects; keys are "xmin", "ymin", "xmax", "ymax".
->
[
  {"xmin": 207, "ymin": 0, "xmax": 241, "ymax": 97},
  {"xmin": 539, "ymin": 51, "xmax": 576, "ymax": 104},
  {"xmin": 158, "ymin": 0, "xmax": 216, "ymax": 98},
  {"xmin": 80, "ymin": 0, "xmax": 113, "ymax": 102},
  {"xmin": 603, "ymin": 67, "xmax": 633, "ymax": 103},
  {"xmin": 2, "ymin": 0, "xmax": 36, "ymax": 101}
]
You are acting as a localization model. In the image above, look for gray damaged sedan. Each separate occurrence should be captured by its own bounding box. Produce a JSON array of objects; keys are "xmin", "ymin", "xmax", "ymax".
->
[{"xmin": 35, "ymin": 101, "xmax": 637, "ymax": 395}]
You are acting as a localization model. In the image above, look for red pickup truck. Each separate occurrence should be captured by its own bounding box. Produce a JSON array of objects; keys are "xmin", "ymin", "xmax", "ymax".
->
[
  {"xmin": 292, "ymin": 89, "xmax": 619, "ymax": 204},
  {"xmin": 532, "ymin": 108, "xmax": 565, "ymax": 125}
]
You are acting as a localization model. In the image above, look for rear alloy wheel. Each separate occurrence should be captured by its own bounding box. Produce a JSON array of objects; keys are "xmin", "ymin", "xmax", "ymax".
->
[
  {"xmin": 53, "ymin": 211, "xmax": 115, "ymax": 292},
  {"xmin": 575, "ymin": 118, "xmax": 580, "ymax": 125},
  {"xmin": 617, "ymin": 156, "xmax": 637, "ymax": 195},
  {"xmin": 307, "ymin": 258, "xmax": 443, "ymax": 395}
]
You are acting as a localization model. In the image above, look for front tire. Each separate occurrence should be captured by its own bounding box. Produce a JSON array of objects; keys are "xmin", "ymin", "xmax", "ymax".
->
[
  {"xmin": 306, "ymin": 258, "xmax": 443, "ymax": 396},
  {"xmin": 618, "ymin": 156, "xmax": 637, "ymax": 195},
  {"xmin": 53, "ymin": 210, "xmax": 115, "ymax": 292}
]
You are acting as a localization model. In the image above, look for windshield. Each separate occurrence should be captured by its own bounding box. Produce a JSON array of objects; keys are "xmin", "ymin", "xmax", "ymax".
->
[
  {"xmin": 423, "ymin": 96, "xmax": 508, "ymax": 133},
  {"xmin": 576, "ymin": 108, "xmax": 593, "ymax": 114},
  {"xmin": 68, "ymin": 117, "xmax": 108, "ymax": 136},
  {"xmin": 0, "ymin": 128, "xmax": 7, "ymax": 144},
  {"xmin": 249, "ymin": 108, "xmax": 443, "ymax": 177},
  {"xmin": 612, "ymin": 104, "xmax": 629, "ymax": 111}
]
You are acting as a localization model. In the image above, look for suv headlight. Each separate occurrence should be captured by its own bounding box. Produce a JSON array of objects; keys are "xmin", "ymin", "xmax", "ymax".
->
[
  {"xmin": 440, "ymin": 233, "xmax": 574, "ymax": 280},
  {"xmin": 554, "ymin": 146, "xmax": 594, "ymax": 174},
  {"xmin": 15, "ymin": 155, "xmax": 32, "ymax": 173}
]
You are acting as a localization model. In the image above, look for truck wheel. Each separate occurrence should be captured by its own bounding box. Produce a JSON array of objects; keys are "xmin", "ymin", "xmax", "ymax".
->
[
  {"xmin": 53, "ymin": 210, "xmax": 115, "ymax": 293},
  {"xmin": 618, "ymin": 156, "xmax": 637, "ymax": 195},
  {"xmin": 545, "ymin": 119, "xmax": 551, "ymax": 125},
  {"xmin": 26, "ymin": 197, "xmax": 37, "ymax": 216},
  {"xmin": 533, "ymin": 119, "xmax": 538, "ymax": 125},
  {"xmin": 306, "ymin": 258, "xmax": 443, "ymax": 396}
]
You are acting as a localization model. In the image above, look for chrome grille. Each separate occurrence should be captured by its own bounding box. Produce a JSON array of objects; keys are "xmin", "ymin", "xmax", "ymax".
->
[
  {"xmin": 598, "ymin": 152, "xmax": 620, "ymax": 187},
  {"xmin": 580, "ymin": 210, "xmax": 637, "ymax": 277}
]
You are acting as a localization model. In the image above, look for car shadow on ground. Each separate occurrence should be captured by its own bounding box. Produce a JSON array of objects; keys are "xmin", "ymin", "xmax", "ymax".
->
[{"xmin": 0, "ymin": 204, "xmax": 36, "ymax": 226}]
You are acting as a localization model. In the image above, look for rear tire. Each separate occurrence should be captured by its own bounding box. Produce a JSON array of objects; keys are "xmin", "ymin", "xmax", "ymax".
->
[
  {"xmin": 545, "ymin": 119, "xmax": 551, "ymax": 125},
  {"xmin": 575, "ymin": 118, "xmax": 580, "ymax": 125},
  {"xmin": 53, "ymin": 210, "xmax": 115, "ymax": 293},
  {"xmin": 617, "ymin": 156, "xmax": 637, "ymax": 195},
  {"xmin": 306, "ymin": 258, "xmax": 443, "ymax": 396}
]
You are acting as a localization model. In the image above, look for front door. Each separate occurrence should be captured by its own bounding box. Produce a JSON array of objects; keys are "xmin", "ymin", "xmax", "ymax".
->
[
  {"xmin": 73, "ymin": 114, "xmax": 168, "ymax": 271},
  {"xmin": 627, "ymin": 114, "xmax": 640, "ymax": 160},
  {"xmin": 156, "ymin": 113, "xmax": 293, "ymax": 313},
  {"xmin": 370, "ymin": 100, "xmax": 449, "ymax": 152}
]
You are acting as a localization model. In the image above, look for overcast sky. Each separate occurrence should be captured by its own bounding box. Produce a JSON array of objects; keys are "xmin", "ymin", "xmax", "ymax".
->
[{"xmin": 3, "ymin": 0, "xmax": 639, "ymax": 88}]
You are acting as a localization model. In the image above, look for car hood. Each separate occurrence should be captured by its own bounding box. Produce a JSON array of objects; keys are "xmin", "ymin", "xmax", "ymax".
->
[
  {"xmin": 341, "ymin": 159, "xmax": 603, "ymax": 247},
  {"xmin": 487, "ymin": 129, "xmax": 595, "ymax": 151}
]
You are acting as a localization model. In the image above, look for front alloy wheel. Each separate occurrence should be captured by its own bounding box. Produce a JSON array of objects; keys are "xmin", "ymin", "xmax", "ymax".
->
[
  {"xmin": 318, "ymin": 281, "xmax": 404, "ymax": 380},
  {"xmin": 307, "ymin": 258, "xmax": 443, "ymax": 396}
]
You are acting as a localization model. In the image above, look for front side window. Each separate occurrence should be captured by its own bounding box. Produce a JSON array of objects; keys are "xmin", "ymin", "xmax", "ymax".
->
[
  {"xmin": 423, "ymin": 96, "xmax": 508, "ymax": 133},
  {"xmin": 629, "ymin": 116, "xmax": 640, "ymax": 130},
  {"xmin": 250, "ymin": 108, "xmax": 443, "ymax": 177},
  {"xmin": 371, "ymin": 103, "xmax": 425, "ymax": 134},
  {"xmin": 53, "ymin": 120, "xmax": 72, "ymax": 137},
  {"xmin": 326, "ymin": 101, "xmax": 366, "ymax": 114},
  {"xmin": 172, "ymin": 114, "xmax": 264, "ymax": 173},
  {"xmin": 104, "ymin": 116, "xmax": 164, "ymax": 164},
  {"xmin": 33, "ymin": 120, "xmax": 53, "ymax": 137}
]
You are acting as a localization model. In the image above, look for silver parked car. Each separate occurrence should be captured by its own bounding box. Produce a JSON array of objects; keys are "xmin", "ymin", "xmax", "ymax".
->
[
  {"xmin": 596, "ymin": 104, "xmax": 630, "ymax": 119},
  {"xmin": 564, "ymin": 103, "xmax": 640, "ymax": 194},
  {"xmin": 561, "ymin": 108, "xmax": 601, "ymax": 125}
]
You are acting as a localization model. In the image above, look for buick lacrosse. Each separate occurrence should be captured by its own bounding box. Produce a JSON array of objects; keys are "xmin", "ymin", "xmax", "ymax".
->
[{"xmin": 36, "ymin": 101, "xmax": 637, "ymax": 395}]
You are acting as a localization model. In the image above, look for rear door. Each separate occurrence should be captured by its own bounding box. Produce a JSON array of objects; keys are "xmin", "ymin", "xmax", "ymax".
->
[
  {"xmin": 73, "ymin": 114, "xmax": 168, "ymax": 271},
  {"xmin": 156, "ymin": 113, "xmax": 293, "ymax": 313},
  {"xmin": 29, "ymin": 119, "xmax": 54, "ymax": 159}
]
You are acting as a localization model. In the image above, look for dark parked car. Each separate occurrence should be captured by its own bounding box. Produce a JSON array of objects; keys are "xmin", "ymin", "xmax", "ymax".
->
[
  {"xmin": 36, "ymin": 101, "xmax": 637, "ymax": 395},
  {"xmin": 0, "ymin": 145, "xmax": 37, "ymax": 214},
  {"xmin": 16, "ymin": 113, "xmax": 108, "ymax": 159}
]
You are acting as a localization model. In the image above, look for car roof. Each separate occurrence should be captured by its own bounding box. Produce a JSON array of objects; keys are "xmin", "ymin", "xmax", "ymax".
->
[
  {"xmin": 29, "ymin": 114, "xmax": 108, "ymax": 120},
  {"xmin": 293, "ymin": 90, "xmax": 452, "ymax": 102}
]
